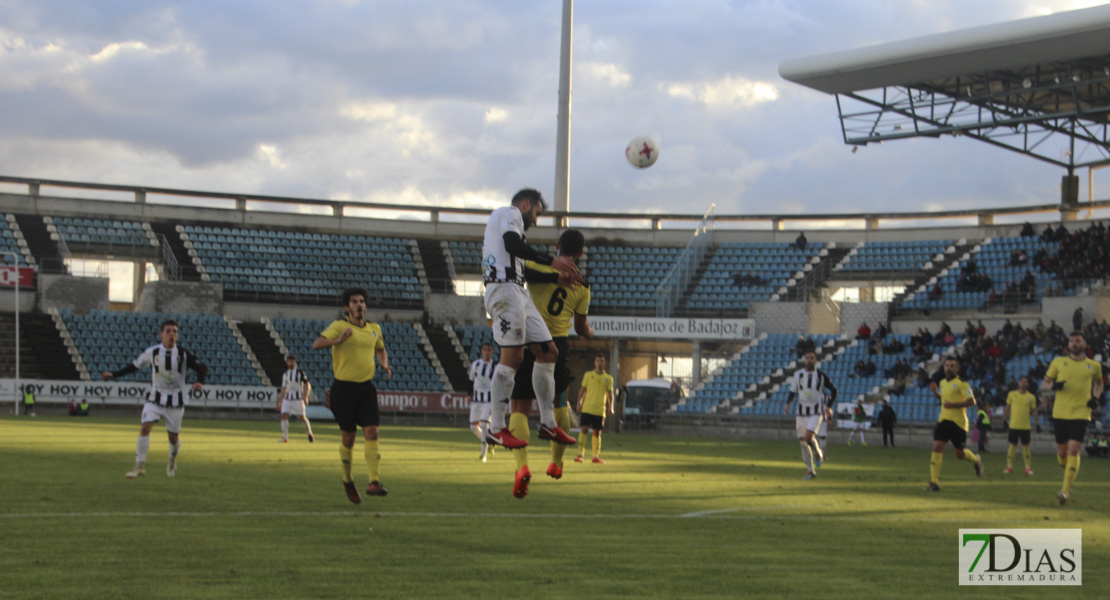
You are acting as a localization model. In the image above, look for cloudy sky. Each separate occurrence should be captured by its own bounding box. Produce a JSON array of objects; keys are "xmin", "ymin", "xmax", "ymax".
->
[{"xmin": 0, "ymin": 0, "xmax": 1106, "ymax": 224}]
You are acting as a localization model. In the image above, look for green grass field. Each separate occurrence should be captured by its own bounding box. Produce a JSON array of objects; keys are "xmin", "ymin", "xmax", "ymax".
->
[{"xmin": 2, "ymin": 416, "xmax": 1107, "ymax": 599}]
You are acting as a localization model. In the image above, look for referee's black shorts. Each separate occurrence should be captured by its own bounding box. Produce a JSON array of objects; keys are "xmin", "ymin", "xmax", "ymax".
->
[
  {"xmin": 933, "ymin": 420, "xmax": 967, "ymax": 449},
  {"xmin": 1053, "ymin": 418, "xmax": 1089, "ymax": 445},
  {"xmin": 511, "ymin": 338, "xmax": 571, "ymax": 401},
  {"xmin": 329, "ymin": 379, "xmax": 379, "ymax": 432}
]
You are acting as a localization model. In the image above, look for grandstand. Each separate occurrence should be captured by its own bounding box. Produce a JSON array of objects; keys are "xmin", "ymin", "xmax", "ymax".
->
[{"xmin": 1, "ymin": 174, "xmax": 1109, "ymax": 430}]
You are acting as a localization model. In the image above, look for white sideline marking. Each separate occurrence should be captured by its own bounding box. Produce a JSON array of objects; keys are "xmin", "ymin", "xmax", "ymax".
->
[{"xmin": 0, "ymin": 510, "xmax": 1026, "ymax": 523}]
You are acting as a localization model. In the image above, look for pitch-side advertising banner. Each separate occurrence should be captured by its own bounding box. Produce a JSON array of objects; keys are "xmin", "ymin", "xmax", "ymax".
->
[
  {"xmin": 0, "ymin": 379, "xmax": 473, "ymax": 413},
  {"xmin": 589, "ymin": 317, "xmax": 755, "ymax": 340}
]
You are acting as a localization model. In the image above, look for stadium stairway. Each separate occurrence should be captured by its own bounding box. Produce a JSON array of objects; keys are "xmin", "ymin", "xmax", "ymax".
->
[
  {"xmin": 675, "ymin": 246, "xmax": 718, "ymax": 312},
  {"xmin": 0, "ymin": 312, "xmax": 80, "ymax": 380},
  {"xmin": 150, "ymin": 222, "xmax": 201, "ymax": 281},
  {"xmin": 888, "ymin": 239, "xmax": 978, "ymax": 312},
  {"xmin": 422, "ymin": 320, "xmax": 467, "ymax": 392},
  {"xmin": 784, "ymin": 244, "xmax": 850, "ymax": 302},
  {"xmin": 239, "ymin": 321, "xmax": 287, "ymax": 385},
  {"xmin": 727, "ymin": 335, "xmax": 854, "ymax": 413},
  {"xmin": 416, "ymin": 239, "xmax": 452, "ymax": 295},
  {"xmin": 13, "ymin": 214, "xmax": 66, "ymax": 274},
  {"xmin": 224, "ymin": 318, "xmax": 271, "ymax": 386}
]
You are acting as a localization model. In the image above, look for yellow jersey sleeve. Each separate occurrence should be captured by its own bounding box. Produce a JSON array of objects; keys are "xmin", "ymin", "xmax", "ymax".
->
[
  {"xmin": 525, "ymin": 261, "xmax": 590, "ymax": 338},
  {"xmin": 321, "ymin": 319, "xmax": 348, "ymax": 339}
]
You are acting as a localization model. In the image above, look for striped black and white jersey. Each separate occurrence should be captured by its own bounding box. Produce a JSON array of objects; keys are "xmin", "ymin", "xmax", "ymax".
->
[
  {"xmin": 468, "ymin": 359, "xmax": 495, "ymax": 403},
  {"xmin": 482, "ymin": 206, "xmax": 527, "ymax": 285},
  {"xmin": 787, "ymin": 368, "xmax": 838, "ymax": 416},
  {"xmin": 130, "ymin": 344, "xmax": 208, "ymax": 408},
  {"xmin": 281, "ymin": 368, "xmax": 309, "ymax": 400}
]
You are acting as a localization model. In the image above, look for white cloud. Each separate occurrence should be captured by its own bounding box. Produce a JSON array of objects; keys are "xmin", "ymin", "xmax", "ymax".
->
[
  {"xmin": 484, "ymin": 107, "xmax": 507, "ymax": 124},
  {"xmin": 340, "ymin": 101, "xmax": 398, "ymax": 122},
  {"xmin": 256, "ymin": 144, "xmax": 286, "ymax": 170},
  {"xmin": 580, "ymin": 61, "xmax": 630, "ymax": 88},
  {"xmin": 89, "ymin": 41, "xmax": 149, "ymax": 62},
  {"xmin": 664, "ymin": 75, "xmax": 779, "ymax": 108}
]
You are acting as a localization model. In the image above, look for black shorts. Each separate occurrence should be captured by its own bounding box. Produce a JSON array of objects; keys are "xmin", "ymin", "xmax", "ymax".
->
[
  {"xmin": 511, "ymin": 338, "xmax": 571, "ymax": 401},
  {"xmin": 580, "ymin": 412, "xmax": 605, "ymax": 430},
  {"xmin": 330, "ymin": 379, "xmax": 379, "ymax": 432},
  {"xmin": 1053, "ymin": 419, "xmax": 1089, "ymax": 444},
  {"xmin": 1007, "ymin": 429, "xmax": 1032, "ymax": 445},
  {"xmin": 933, "ymin": 420, "xmax": 967, "ymax": 449}
]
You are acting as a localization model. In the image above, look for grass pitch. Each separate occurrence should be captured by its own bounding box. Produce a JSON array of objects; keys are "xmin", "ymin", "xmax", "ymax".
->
[{"xmin": 1, "ymin": 417, "xmax": 1107, "ymax": 599}]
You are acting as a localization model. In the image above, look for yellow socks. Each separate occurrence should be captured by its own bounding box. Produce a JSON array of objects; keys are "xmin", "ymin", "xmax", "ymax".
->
[
  {"xmin": 510, "ymin": 412, "xmax": 530, "ymax": 470},
  {"xmin": 1057, "ymin": 453, "xmax": 1068, "ymax": 469},
  {"xmin": 577, "ymin": 431, "xmax": 587, "ymax": 457},
  {"xmin": 339, "ymin": 444, "xmax": 354, "ymax": 483},
  {"xmin": 552, "ymin": 407, "xmax": 569, "ymax": 464},
  {"xmin": 962, "ymin": 449, "xmax": 981, "ymax": 466},
  {"xmin": 929, "ymin": 451, "xmax": 943, "ymax": 484},
  {"xmin": 1022, "ymin": 446, "xmax": 1032, "ymax": 471},
  {"xmin": 592, "ymin": 432, "xmax": 602, "ymax": 458},
  {"xmin": 1063, "ymin": 455, "xmax": 1080, "ymax": 495},
  {"xmin": 365, "ymin": 440, "xmax": 381, "ymax": 483},
  {"xmin": 1007, "ymin": 445, "xmax": 1016, "ymax": 469}
]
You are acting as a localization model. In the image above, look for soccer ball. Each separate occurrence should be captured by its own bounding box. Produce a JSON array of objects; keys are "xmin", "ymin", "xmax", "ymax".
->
[{"xmin": 625, "ymin": 135, "xmax": 660, "ymax": 168}]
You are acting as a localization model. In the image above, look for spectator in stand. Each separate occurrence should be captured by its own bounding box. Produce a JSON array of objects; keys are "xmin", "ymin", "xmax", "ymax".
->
[
  {"xmin": 928, "ymin": 283, "xmax": 943, "ymax": 302},
  {"xmin": 1073, "ymin": 307, "xmax": 1084, "ymax": 333},
  {"xmin": 1086, "ymin": 434, "xmax": 1109, "ymax": 458},
  {"xmin": 856, "ymin": 322, "xmax": 871, "ymax": 341},
  {"xmin": 916, "ymin": 365, "xmax": 931, "ymax": 388},
  {"xmin": 794, "ymin": 231, "xmax": 807, "ymax": 251},
  {"xmin": 1041, "ymin": 224, "xmax": 1055, "ymax": 243},
  {"xmin": 875, "ymin": 322, "xmax": 888, "ymax": 340},
  {"xmin": 1054, "ymin": 224, "xmax": 1069, "ymax": 242},
  {"xmin": 1020, "ymin": 222, "xmax": 1036, "ymax": 237}
]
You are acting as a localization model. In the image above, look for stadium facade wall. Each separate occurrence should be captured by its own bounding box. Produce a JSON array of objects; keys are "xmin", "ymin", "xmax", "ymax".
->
[
  {"xmin": 222, "ymin": 301, "xmax": 422, "ymax": 323},
  {"xmin": 39, "ymin": 274, "xmax": 109, "ymax": 314},
  {"xmin": 133, "ymin": 280, "xmax": 222, "ymax": 314},
  {"xmin": 807, "ymin": 298, "xmax": 840, "ymax": 335},
  {"xmin": 425, "ymin": 292, "xmax": 485, "ymax": 326},
  {"xmin": 1042, "ymin": 296, "xmax": 1099, "ymax": 331},
  {"xmin": 839, "ymin": 302, "xmax": 890, "ymax": 336},
  {"xmin": 750, "ymin": 301, "xmax": 808, "ymax": 334},
  {"xmin": 0, "ymin": 289, "xmax": 36, "ymax": 312}
]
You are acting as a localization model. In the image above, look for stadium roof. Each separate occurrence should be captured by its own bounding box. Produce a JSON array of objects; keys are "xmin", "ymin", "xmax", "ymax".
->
[{"xmin": 779, "ymin": 5, "xmax": 1110, "ymax": 170}]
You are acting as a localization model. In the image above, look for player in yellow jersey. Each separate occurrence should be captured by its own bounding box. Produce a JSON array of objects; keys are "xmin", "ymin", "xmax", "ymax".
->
[
  {"xmin": 1041, "ymin": 331, "xmax": 1104, "ymax": 505},
  {"xmin": 576, "ymin": 353, "xmax": 615, "ymax": 464},
  {"xmin": 925, "ymin": 356, "xmax": 983, "ymax": 491},
  {"xmin": 1003, "ymin": 376, "xmax": 1037, "ymax": 476},
  {"xmin": 509, "ymin": 229, "xmax": 593, "ymax": 497},
  {"xmin": 313, "ymin": 288, "xmax": 393, "ymax": 504}
]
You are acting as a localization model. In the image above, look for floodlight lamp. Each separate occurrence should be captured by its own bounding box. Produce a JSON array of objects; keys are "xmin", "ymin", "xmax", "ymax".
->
[
  {"xmin": 1022, "ymin": 78, "xmax": 1032, "ymax": 89},
  {"xmin": 1054, "ymin": 75, "xmax": 1061, "ymax": 84},
  {"xmin": 1072, "ymin": 74, "xmax": 1080, "ymax": 82}
]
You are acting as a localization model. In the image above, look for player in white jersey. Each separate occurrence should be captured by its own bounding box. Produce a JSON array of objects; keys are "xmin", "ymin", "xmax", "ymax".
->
[
  {"xmin": 784, "ymin": 350, "xmax": 838, "ymax": 480},
  {"xmin": 481, "ymin": 188, "xmax": 580, "ymax": 453},
  {"xmin": 468, "ymin": 342, "xmax": 497, "ymax": 461},
  {"xmin": 102, "ymin": 319, "xmax": 207, "ymax": 479},
  {"xmin": 277, "ymin": 355, "xmax": 315, "ymax": 443}
]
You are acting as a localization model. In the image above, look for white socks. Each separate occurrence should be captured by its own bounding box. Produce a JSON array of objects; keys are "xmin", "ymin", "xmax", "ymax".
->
[
  {"xmin": 800, "ymin": 441, "xmax": 814, "ymax": 473},
  {"xmin": 490, "ymin": 364, "xmax": 516, "ymax": 431},
  {"xmin": 281, "ymin": 420, "xmax": 289, "ymax": 439},
  {"xmin": 169, "ymin": 440, "xmax": 180, "ymax": 460},
  {"xmin": 470, "ymin": 423, "xmax": 483, "ymax": 440},
  {"xmin": 136, "ymin": 435, "xmax": 150, "ymax": 463},
  {"xmin": 533, "ymin": 362, "xmax": 557, "ymax": 428}
]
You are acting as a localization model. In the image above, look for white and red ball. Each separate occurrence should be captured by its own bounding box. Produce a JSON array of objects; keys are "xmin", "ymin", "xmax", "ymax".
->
[{"xmin": 625, "ymin": 135, "xmax": 660, "ymax": 168}]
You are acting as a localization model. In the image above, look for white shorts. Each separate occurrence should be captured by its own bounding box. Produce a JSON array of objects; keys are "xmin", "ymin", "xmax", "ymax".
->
[
  {"xmin": 281, "ymin": 398, "xmax": 306, "ymax": 416},
  {"xmin": 469, "ymin": 402, "xmax": 491, "ymax": 423},
  {"xmin": 484, "ymin": 283, "xmax": 552, "ymax": 347},
  {"xmin": 140, "ymin": 403, "xmax": 185, "ymax": 434},
  {"xmin": 796, "ymin": 414, "xmax": 824, "ymax": 438}
]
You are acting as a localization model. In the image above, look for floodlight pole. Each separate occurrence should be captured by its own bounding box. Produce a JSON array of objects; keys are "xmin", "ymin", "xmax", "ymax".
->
[
  {"xmin": 553, "ymin": 0, "xmax": 573, "ymax": 226},
  {"xmin": 2, "ymin": 252, "xmax": 19, "ymax": 416}
]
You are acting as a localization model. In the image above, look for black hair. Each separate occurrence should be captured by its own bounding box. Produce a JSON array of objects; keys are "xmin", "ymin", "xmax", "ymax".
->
[
  {"xmin": 558, "ymin": 228, "xmax": 585, "ymax": 257},
  {"xmin": 1069, "ymin": 331, "xmax": 1086, "ymax": 340},
  {"xmin": 160, "ymin": 319, "xmax": 179, "ymax": 332},
  {"xmin": 511, "ymin": 188, "xmax": 546, "ymax": 210},
  {"xmin": 342, "ymin": 287, "xmax": 369, "ymax": 307},
  {"xmin": 286, "ymin": 355, "xmax": 297, "ymax": 362}
]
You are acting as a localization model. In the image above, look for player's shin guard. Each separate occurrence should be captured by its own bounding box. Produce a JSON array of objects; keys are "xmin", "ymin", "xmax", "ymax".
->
[
  {"xmin": 800, "ymin": 441, "xmax": 814, "ymax": 473},
  {"xmin": 510, "ymin": 412, "xmax": 530, "ymax": 470},
  {"xmin": 339, "ymin": 444, "xmax": 354, "ymax": 483},
  {"xmin": 532, "ymin": 362, "xmax": 557, "ymax": 428},
  {"xmin": 1007, "ymin": 444, "xmax": 1016, "ymax": 469},
  {"xmin": 930, "ymin": 451, "xmax": 943, "ymax": 484},
  {"xmin": 1063, "ymin": 455, "xmax": 1079, "ymax": 494},
  {"xmin": 281, "ymin": 420, "xmax": 289, "ymax": 439},
  {"xmin": 553, "ymin": 406, "xmax": 570, "ymax": 463},
  {"xmin": 169, "ymin": 440, "xmax": 180, "ymax": 460},
  {"xmin": 962, "ymin": 449, "xmax": 980, "ymax": 465},
  {"xmin": 365, "ymin": 440, "xmax": 381, "ymax": 483},
  {"xmin": 592, "ymin": 432, "xmax": 602, "ymax": 458},
  {"xmin": 577, "ymin": 431, "xmax": 587, "ymax": 456},
  {"xmin": 1022, "ymin": 446, "xmax": 1032, "ymax": 471},
  {"xmin": 490, "ymin": 364, "xmax": 516, "ymax": 432},
  {"xmin": 1057, "ymin": 453, "xmax": 1068, "ymax": 469},
  {"xmin": 136, "ymin": 435, "xmax": 150, "ymax": 463}
]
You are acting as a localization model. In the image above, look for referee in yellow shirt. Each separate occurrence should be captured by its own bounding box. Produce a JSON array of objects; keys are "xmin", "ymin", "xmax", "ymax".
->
[
  {"xmin": 1003, "ymin": 376, "xmax": 1037, "ymax": 476},
  {"xmin": 314, "ymin": 287, "xmax": 393, "ymax": 504},
  {"xmin": 925, "ymin": 356, "xmax": 983, "ymax": 491},
  {"xmin": 1041, "ymin": 331, "xmax": 1104, "ymax": 505}
]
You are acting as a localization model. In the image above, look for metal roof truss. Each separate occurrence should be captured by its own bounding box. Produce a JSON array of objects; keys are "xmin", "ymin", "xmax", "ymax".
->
[{"xmin": 835, "ymin": 55, "xmax": 1110, "ymax": 170}]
